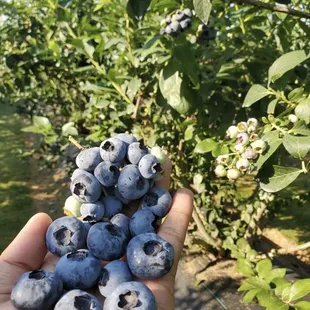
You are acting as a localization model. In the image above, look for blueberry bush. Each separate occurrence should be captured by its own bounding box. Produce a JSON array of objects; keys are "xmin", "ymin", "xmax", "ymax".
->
[{"xmin": 1, "ymin": 0, "xmax": 310, "ymax": 308}]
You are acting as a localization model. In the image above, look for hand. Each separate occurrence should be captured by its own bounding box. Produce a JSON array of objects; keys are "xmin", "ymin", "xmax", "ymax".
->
[{"xmin": 0, "ymin": 159, "xmax": 193, "ymax": 310}]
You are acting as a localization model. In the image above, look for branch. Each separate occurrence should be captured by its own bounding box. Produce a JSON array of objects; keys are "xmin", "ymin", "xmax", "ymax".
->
[{"xmin": 234, "ymin": 0, "xmax": 310, "ymax": 19}]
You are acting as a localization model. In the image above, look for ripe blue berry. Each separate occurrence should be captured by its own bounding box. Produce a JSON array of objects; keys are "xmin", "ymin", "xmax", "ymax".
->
[
  {"xmin": 11, "ymin": 270, "xmax": 63, "ymax": 310},
  {"xmin": 101, "ymin": 195, "xmax": 123, "ymax": 218},
  {"xmin": 87, "ymin": 222, "xmax": 128, "ymax": 261},
  {"xmin": 98, "ymin": 260, "xmax": 132, "ymax": 298},
  {"xmin": 138, "ymin": 154, "xmax": 162, "ymax": 179},
  {"xmin": 76, "ymin": 147, "xmax": 102, "ymax": 172},
  {"xmin": 94, "ymin": 161, "xmax": 120, "ymax": 187},
  {"xmin": 55, "ymin": 249, "xmax": 101, "ymax": 290},
  {"xmin": 127, "ymin": 233, "xmax": 174, "ymax": 279},
  {"xmin": 110, "ymin": 213, "xmax": 131, "ymax": 238},
  {"xmin": 141, "ymin": 187, "xmax": 172, "ymax": 218},
  {"xmin": 100, "ymin": 137, "xmax": 127, "ymax": 163},
  {"xmin": 130, "ymin": 209, "xmax": 158, "ymax": 237},
  {"xmin": 115, "ymin": 133, "xmax": 137, "ymax": 145},
  {"xmin": 46, "ymin": 216, "xmax": 86, "ymax": 257},
  {"xmin": 80, "ymin": 201, "xmax": 105, "ymax": 222},
  {"xmin": 127, "ymin": 142, "xmax": 148, "ymax": 165},
  {"xmin": 54, "ymin": 290, "xmax": 102, "ymax": 310},
  {"xmin": 103, "ymin": 281, "xmax": 157, "ymax": 310}
]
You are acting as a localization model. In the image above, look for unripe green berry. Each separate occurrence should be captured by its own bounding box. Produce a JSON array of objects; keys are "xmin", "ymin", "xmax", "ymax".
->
[
  {"xmin": 247, "ymin": 125, "xmax": 257, "ymax": 134},
  {"xmin": 216, "ymin": 154, "xmax": 230, "ymax": 165},
  {"xmin": 247, "ymin": 118, "xmax": 258, "ymax": 127},
  {"xmin": 226, "ymin": 125, "xmax": 238, "ymax": 139},
  {"xmin": 236, "ymin": 133, "xmax": 249, "ymax": 145},
  {"xmin": 236, "ymin": 158, "xmax": 250, "ymax": 172},
  {"xmin": 288, "ymin": 114, "xmax": 298, "ymax": 123},
  {"xmin": 235, "ymin": 144, "xmax": 245, "ymax": 154},
  {"xmin": 214, "ymin": 165, "xmax": 227, "ymax": 177},
  {"xmin": 151, "ymin": 145, "xmax": 167, "ymax": 165},
  {"xmin": 237, "ymin": 122, "xmax": 248, "ymax": 133},
  {"xmin": 63, "ymin": 195, "xmax": 82, "ymax": 217},
  {"xmin": 251, "ymin": 139, "xmax": 267, "ymax": 154},
  {"xmin": 227, "ymin": 168, "xmax": 241, "ymax": 180}
]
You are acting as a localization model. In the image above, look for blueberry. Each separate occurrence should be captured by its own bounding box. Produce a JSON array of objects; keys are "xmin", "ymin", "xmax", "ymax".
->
[
  {"xmin": 46, "ymin": 216, "xmax": 86, "ymax": 257},
  {"xmin": 70, "ymin": 171, "xmax": 102, "ymax": 203},
  {"xmin": 115, "ymin": 186, "xmax": 132, "ymax": 204},
  {"xmin": 103, "ymin": 281, "xmax": 157, "ymax": 310},
  {"xmin": 115, "ymin": 133, "xmax": 137, "ymax": 145},
  {"xmin": 98, "ymin": 260, "xmax": 132, "ymax": 298},
  {"xmin": 160, "ymin": 28, "xmax": 166, "ymax": 35},
  {"xmin": 94, "ymin": 161, "xmax": 120, "ymax": 187},
  {"xmin": 63, "ymin": 195, "xmax": 82, "ymax": 217},
  {"xmin": 127, "ymin": 142, "xmax": 148, "ymax": 165},
  {"xmin": 55, "ymin": 249, "xmax": 101, "ymax": 290},
  {"xmin": 110, "ymin": 213, "xmax": 131, "ymax": 238},
  {"xmin": 80, "ymin": 201, "xmax": 105, "ymax": 222},
  {"xmin": 71, "ymin": 168, "xmax": 85, "ymax": 181},
  {"xmin": 54, "ymin": 290, "xmax": 102, "ymax": 310},
  {"xmin": 165, "ymin": 25, "xmax": 172, "ymax": 34},
  {"xmin": 175, "ymin": 9, "xmax": 184, "ymax": 21},
  {"xmin": 142, "ymin": 187, "xmax": 172, "ymax": 218},
  {"xmin": 165, "ymin": 16, "xmax": 171, "ymax": 24},
  {"xmin": 170, "ymin": 21, "xmax": 180, "ymax": 33},
  {"xmin": 127, "ymin": 233, "xmax": 174, "ymax": 279},
  {"xmin": 76, "ymin": 147, "xmax": 102, "ymax": 172},
  {"xmin": 100, "ymin": 137, "xmax": 127, "ymax": 163},
  {"xmin": 87, "ymin": 222, "xmax": 128, "ymax": 261},
  {"xmin": 117, "ymin": 164, "xmax": 150, "ymax": 200},
  {"xmin": 101, "ymin": 195, "xmax": 123, "ymax": 218},
  {"xmin": 180, "ymin": 18, "xmax": 191, "ymax": 30},
  {"xmin": 138, "ymin": 154, "xmax": 162, "ymax": 179},
  {"xmin": 183, "ymin": 8, "xmax": 192, "ymax": 17},
  {"xmin": 130, "ymin": 209, "xmax": 158, "ymax": 237},
  {"xmin": 11, "ymin": 270, "xmax": 63, "ymax": 310}
]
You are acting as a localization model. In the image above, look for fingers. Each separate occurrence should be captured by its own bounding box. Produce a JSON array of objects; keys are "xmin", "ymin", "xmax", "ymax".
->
[
  {"xmin": 158, "ymin": 188, "xmax": 193, "ymax": 277},
  {"xmin": 1, "ymin": 213, "xmax": 52, "ymax": 271},
  {"xmin": 155, "ymin": 158, "xmax": 172, "ymax": 190}
]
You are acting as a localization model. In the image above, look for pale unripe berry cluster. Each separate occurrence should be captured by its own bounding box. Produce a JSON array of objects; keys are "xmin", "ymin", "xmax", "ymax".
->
[{"xmin": 214, "ymin": 118, "xmax": 267, "ymax": 180}]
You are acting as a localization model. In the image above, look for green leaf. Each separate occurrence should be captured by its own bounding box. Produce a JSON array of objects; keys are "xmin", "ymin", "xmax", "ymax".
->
[
  {"xmin": 267, "ymin": 99, "xmax": 278, "ymax": 114},
  {"xmin": 260, "ymin": 165, "xmax": 303, "ymax": 193},
  {"xmin": 127, "ymin": 0, "xmax": 151, "ymax": 20},
  {"xmin": 290, "ymin": 121, "xmax": 310, "ymax": 136},
  {"xmin": 295, "ymin": 301, "xmax": 310, "ymax": 310},
  {"xmin": 257, "ymin": 290, "xmax": 289, "ymax": 310},
  {"xmin": 126, "ymin": 78, "xmax": 141, "ymax": 101},
  {"xmin": 159, "ymin": 67, "xmax": 190, "ymax": 114},
  {"xmin": 256, "ymin": 131, "xmax": 283, "ymax": 170},
  {"xmin": 194, "ymin": 138, "xmax": 217, "ymax": 154},
  {"xmin": 256, "ymin": 259, "xmax": 272, "ymax": 279},
  {"xmin": 62, "ymin": 122, "xmax": 78, "ymax": 136},
  {"xmin": 33, "ymin": 116, "xmax": 52, "ymax": 129},
  {"xmin": 242, "ymin": 288, "xmax": 261, "ymax": 304},
  {"xmin": 289, "ymin": 279, "xmax": 310, "ymax": 302},
  {"xmin": 273, "ymin": 278, "xmax": 291, "ymax": 297},
  {"xmin": 238, "ymin": 276, "xmax": 270, "ymax": 291},
  {"xmin": 94, "ymin": 0, "xmax": 110, "ymax": 12},
  {"xmin": 288, "ymin": 87, "xmax": 304, "ymax": 102},
  {"xmin": 236, "ymin": 258, "xmax": 254, "ymax": 277},
  {"xmin": 268, "ymin": 50, "xmax": 308, "ymax": 84},
  {"xmin": 211, "ymin": 144, "xmax": 229, "ymax": 158},
  {"xmin": 295, "ymin": 98, "xmax": 310, "ymax": 124},
  {"xmin": 184, "ymin": 125, "xmax": 194, "ymax": 141},
  {"xmin": 243, "ymin": 84, "xmax": 270, "ymax": 107},
  {"xmin": 21, "ymin": 125, "xmax": 45, "ymax": 134},
  {"xmin": 283, "ymin": 134, "xmax": 310, "ymax": 159},
  {"xmin": 265, "ymin": 269, "xmax": 286, "ymax": 284},
  {"xmin": 83, "ymin": 40, "xmax": 95, "ymax": 58},
  {"xmin": 193, "ymin": 0, "xmax": 212, "ymax": 25}
]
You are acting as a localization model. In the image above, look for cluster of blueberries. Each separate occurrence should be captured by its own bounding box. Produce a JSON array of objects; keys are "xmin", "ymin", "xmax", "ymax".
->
[
  {"xmin": 160, "ymin": 8, "xmax": 193, "ymax": 36},
  {"xmin": 214, "ymin": 118, "xmax": 268, "ymax": 180},
  {"xmin": 11, "ymin": 133, "xmax": 174, "ymax": 310}
]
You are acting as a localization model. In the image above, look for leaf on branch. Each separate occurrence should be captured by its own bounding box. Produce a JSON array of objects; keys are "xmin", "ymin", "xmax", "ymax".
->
[
  {"xmin": 295, "ymin": 98, "xmax": 310, "ymax": 124},
  {"xmin": 268, "ymin": 50, "xmax": 308, "ymax": 85},
  {"xmin": 288, "ymin": 279, "xmax": 310, "ymax": 302},
  {"xmin": 243, "ymin": 84, "xmax": 270, "ymax": 107},
  {"xmin": 259, "ymin": 165, "xmax": 303, "ymax": 193},
  {"xmin": 127, "ymin": 0, "xmax": 151, "ymax": 21},
  {"xmin": 283, "ymin": 134, "xmax": 310, "ymax": 159},
  {"xmin": 193, "ymin": 0, "xmax": 212, "ymax": 25},
  {"xmin": 194, "ymin": 138, "xmax": 217, "ymax": 153}
]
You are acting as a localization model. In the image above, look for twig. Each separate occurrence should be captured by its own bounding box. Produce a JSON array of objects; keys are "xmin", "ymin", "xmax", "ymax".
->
[
  {"xmin": 133, "ymin": 96, "xmax": 142, "ymax": 119},
  {"xmin": 234, "ymin": 0, "xmax": 310, "ymax": 19},
  {"xmin": 68, "ymin": 136, "xmax": 85, "ymax": 150},
  {"xmin": 278, "ymin": 241, "xmax": 310, "ymax": 254}
]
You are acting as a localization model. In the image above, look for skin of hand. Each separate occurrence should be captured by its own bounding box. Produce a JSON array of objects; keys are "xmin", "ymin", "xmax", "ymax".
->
[{"xmin": 0, "ymin": 159, "xmax": 193, "ymax": 310}]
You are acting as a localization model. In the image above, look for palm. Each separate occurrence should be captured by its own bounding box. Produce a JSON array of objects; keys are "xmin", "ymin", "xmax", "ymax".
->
[{"xmin": 0, "ymin": 161, "xmax": 193, "ymax": 310}]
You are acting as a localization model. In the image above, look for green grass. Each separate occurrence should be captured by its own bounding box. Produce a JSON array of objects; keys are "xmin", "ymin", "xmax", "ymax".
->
[{"xmin": 0, "ymin": 104, "xmax": 35, "ymax": 252}]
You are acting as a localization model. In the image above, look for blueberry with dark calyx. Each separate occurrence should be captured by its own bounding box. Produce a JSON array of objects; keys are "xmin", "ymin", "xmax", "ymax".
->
[
  {"xmin": 71, "ymin": 168, "xmax": 85, "ymax": 181},
  {"xmin": 98, "ymin": 260, "xmax": 132, "ymax": 298},
  {"xmin": 70, "ymin": 171, "xmax": 102, "ymax": 203},
  {"xmin": 11, "ymin": 270, "xmax": 63, "ymax": 310},
  {"xmin": 46, "ymin": 216, "xmax": 86, "ymax": 257},
  {"xmin": 103, "ymin": 281, "xmax": 157, "ymax": 310},
  {"xmin": 76, "ymin": 147, "xmax": 102, "ymax": 172},
  {"xmin": 55, "ymin": 249, "xmax": 101, "ymax": 290},
  {"xmin": 101, "ymin": 195, "xmax": 123, "ymax": 218},
  {"xmin": 142, "ymin": 187, "xmax": 172, "ymax": 218},
  {"xmin": 180, "ymin": 18, "xmax": 191, "ymax": 30},
  {"xmin": 111, "ymin": 213, "xmax": 131, "ymax": 238},
  {"xmin": 138, "ymin": 154, "xmax": 162, "ymax": 179},
  {"xmin": 94, "ymin": 161, "xmax": 120, "ymax": 187},
  {"xmin": 170, "ymin": 21, "xmax": 180, "ymax": 33},
  {"xmin": 54, "ymin": 290, "xmax": 102, "ymax": 310},
  {"xmin": 183, "ymin": 8, "xmax": 192, "ymax": 17},
  {"xmin": 100, "ymin": 137, "xmax": 127, "ymax": 163},
  {"xmin": 87, "ymin": 222, "xmax": 128, "ymax": 261},
  {"xmin": 127, "ymin": 142, "xmax": 148, "ymax": 165},
  {"xmin": 80, "ymin": 201, "xmax": 105, "ymax": 222},
  {"xmin": 129, "ymin": 209, "xmax": 158, "ymax": 237},
  {"xmin": 117, "ymin": 164, "xmax": 150, "ymax": 200},
  {"xmin": 115, "ymin": 186, "xmax": 132, "ymax": 205},
  {"xmin": 115, "ymin": 133, "xmax": 137, "ymax": 145},
  {"xmin": 175, "ymin": 9, "xmax": 184, "ymax": 21},
  {"xmin": 127, "ymin": 233, "xmax": 174, "ymax": 279}
]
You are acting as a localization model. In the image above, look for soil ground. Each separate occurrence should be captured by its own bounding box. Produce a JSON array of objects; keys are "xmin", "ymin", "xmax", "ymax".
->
[{"xmin": 1, "ymin": 103, "xmax": 310, "ymax": 309}]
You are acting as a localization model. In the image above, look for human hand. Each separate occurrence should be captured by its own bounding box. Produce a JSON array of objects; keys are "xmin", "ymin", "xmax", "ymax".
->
[{"xmin": 0, "ymin": 159, "xmax": 193, "ymax": 310}]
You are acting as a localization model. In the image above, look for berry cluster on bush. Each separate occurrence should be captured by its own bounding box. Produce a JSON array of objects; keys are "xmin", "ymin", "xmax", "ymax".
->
[
  {"xmin": 214, "ymin": 118, "xmax": 268, "ymax": 180},
  {"xmin": 160, "ymin": 8, "xmax": 192, "ymax": 36},
  {"xmin": 10, "ymin": 133, "xmax": 174, "ymax": 310}
]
